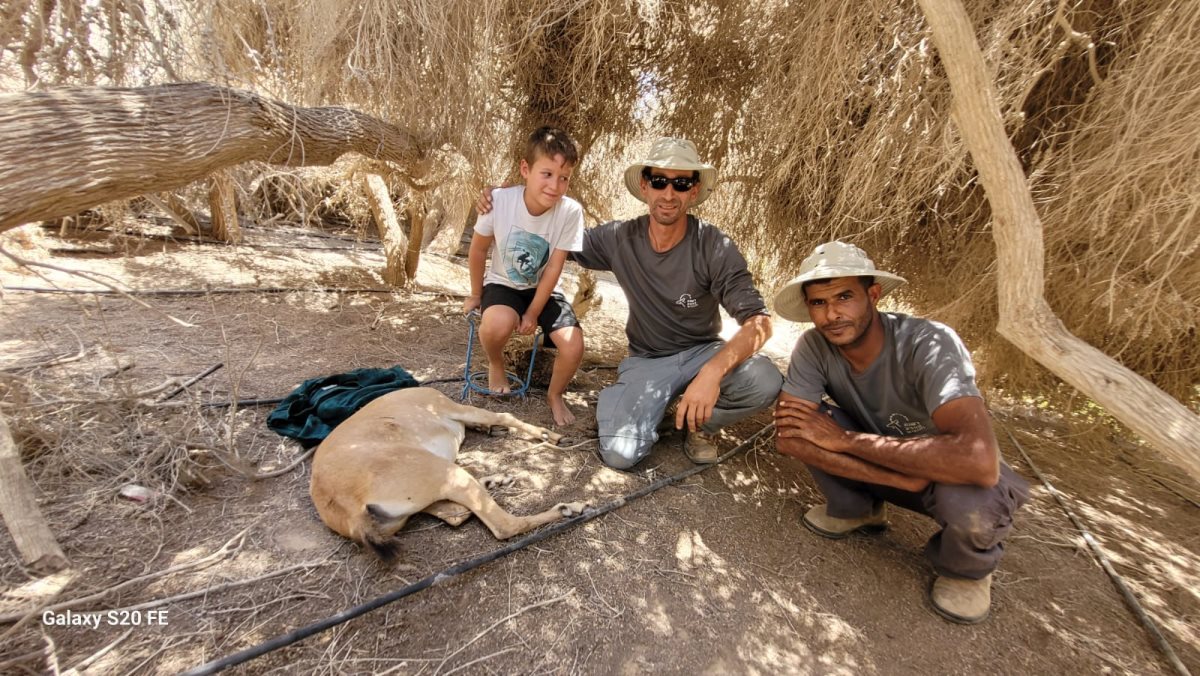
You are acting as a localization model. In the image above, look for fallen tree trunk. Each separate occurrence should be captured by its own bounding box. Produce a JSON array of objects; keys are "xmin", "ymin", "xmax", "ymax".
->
[
  {"xmin": 916, "ymin": 0, "xmax": 1200, "ymax": 483},
  {"xmin": 0, "ymin": 82, "xmax": 431, "ymax": 233}
]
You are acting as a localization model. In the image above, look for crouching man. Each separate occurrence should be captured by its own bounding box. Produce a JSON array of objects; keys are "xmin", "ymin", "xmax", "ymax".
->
[{"xmin": 772, "ymin": 241, "xmax": 1030, "ymax": 624}]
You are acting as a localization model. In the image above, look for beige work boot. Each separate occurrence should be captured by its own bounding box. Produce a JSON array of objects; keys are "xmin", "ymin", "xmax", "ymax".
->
[
  {"xmin": 802, "ymin": 503, "xmax": 888, "ymax": 539},
  {"xmin": 683, "ymin": 430, "xmax": 721, "ymax": 464},
  {"xmin": 930, "ymin": 574, "xmax": 992, "ymax": 624}
]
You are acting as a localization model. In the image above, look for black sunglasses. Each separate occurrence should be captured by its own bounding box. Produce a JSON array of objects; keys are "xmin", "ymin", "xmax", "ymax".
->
[{"xmin": 643, "ymin": 172, "xmax": 698, "ymax": 192}]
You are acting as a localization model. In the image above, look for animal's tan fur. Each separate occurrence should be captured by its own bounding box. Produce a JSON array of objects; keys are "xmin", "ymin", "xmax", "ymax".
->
[{"xmin": 309, "ymin": 387, "xmax": 587, "ymax": 560}]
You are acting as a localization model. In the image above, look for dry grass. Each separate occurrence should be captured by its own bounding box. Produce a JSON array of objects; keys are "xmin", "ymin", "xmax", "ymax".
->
[{"xmin": 2, "ymin": 0, "xmax": 1196, "ymax": 405}]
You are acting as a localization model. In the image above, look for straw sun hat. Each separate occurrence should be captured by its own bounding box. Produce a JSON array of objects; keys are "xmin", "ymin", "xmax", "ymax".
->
[
  {"xmin": 623, "ymin": 137, "xmax": 718, "ymax": 205},
  {"xmin": 773, "ymin": 241, "xmax": 907, "ymax": 322}
]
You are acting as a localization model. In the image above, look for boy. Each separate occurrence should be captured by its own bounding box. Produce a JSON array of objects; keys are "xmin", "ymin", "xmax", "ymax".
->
[{"xmin": 463, "ymin": 127, "xmax": 585, "ymax": 427}]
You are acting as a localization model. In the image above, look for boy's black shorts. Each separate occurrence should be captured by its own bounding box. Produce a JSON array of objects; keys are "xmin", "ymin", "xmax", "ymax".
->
[{"xmin": 480, "ymin": 284, "xmax": 580, "ymax": 348}]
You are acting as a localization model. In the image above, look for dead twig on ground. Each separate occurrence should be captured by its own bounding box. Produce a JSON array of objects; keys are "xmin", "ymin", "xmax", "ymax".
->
[
  {"xmin": 0, "ymin": 246, "xmax": 196, "ymax": 327},
  {"xmin": 18, "ymin": 377, "xmax": 179, "ymax": 408},
  {"xmin": 0, "ymin": 529, "xmax": 249, "ymax": 630},
  {"xmin": 433, "ymin": 593, "xmax": 571, "ymax": 676},
  {"xmin": 112, "ymin": 558, "xmax": 331, "ymax": 614},
  {"xmin": 440, "ymin": 648, "xmax": 517, "ymax": 676},
  {"xmin": 250, "ymin": 448, "xmax": 316, "ymax": 480},
  {"xmin": 62, "ymin": 628, "xmax": 133, "ymax": 675},
  {"xmin": 158, "ymin": 363, "xmax": 224, "ymax": 402},
  {"xmin": 0, "ymin": 343, "xmax": 88, "ymax": 373}
]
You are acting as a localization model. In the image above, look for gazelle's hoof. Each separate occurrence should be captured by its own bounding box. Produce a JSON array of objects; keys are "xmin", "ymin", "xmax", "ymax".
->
[
  {"xmin": 481, "ymin": 474, "xmax": 516, "ymax": 490},
  {"xmin": 556, "ymin": 501, "xmax": 589, "ymax": 517}
]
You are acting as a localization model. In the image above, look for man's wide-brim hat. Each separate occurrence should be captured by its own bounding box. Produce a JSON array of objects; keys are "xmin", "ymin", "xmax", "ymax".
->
[
  {"xmin": 624, "ymin": 137, "xmax": 718, "ymax": 206},
  {"xmin": 773, "ymin": 241, "xmax": 908, "ymax": 323}
]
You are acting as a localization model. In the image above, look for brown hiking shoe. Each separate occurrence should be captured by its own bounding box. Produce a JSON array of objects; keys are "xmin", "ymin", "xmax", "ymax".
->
[
  {"xmin": 683, "ymin": 430, "xmax": 721, "ymax": 464},
  {"xmin": 802, "ymin": 504, "xmax": 888, "ymax": 539},
  {"xmin": 930, "ymin": 574, "xmax": 992, "ymax": 624}
]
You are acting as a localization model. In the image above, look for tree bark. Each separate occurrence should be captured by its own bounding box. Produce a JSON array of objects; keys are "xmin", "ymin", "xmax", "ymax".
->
[
  {"xmin": 572, "ymin": 269, "xmax": 600, "ymax": 320},
  {"xmin": 147, "ymin": 192, "xmax": 201, "ymax": 235},
  {"xmin": 0, "ymin": 413, "xmax": 69, "ymax": 574},
  {"xmin": 361, "ymin": 173, "xmax": 409, "ymax": 287},
  {"xmin": 207, "ymin": 171, "xmax": 243, "ymax": 244},
  {"xmin": 0, "ymin": 82, "xmax": 431, "ymax": 233},
  {"xmin": 404, "ymin": 195, "xmax": 426, "ymax": 280},
  {"xmin": 916, "ymin": 0, "xmax": 1200, "ymax": 482}
]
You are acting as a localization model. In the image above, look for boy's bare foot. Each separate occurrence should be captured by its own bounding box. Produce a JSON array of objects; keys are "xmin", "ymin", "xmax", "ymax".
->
[
  {"xmin": 487, "ymin": 364, "xmax": 511, "ymax": 394},
  {"xmin": 549, "ymin": 395, "xmax": 575, "ymax": 426}
]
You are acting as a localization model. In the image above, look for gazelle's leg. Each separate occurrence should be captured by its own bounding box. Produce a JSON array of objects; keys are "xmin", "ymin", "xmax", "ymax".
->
[
  {"xmin": 427, "ymin": 391, "xmax": 562, "ymax": 444},
  {"xmin": 439, "ymin": 465, "xmax": 585, "ymax": 539},
  {"xmin": 422, "ymin": 500, "xmax": 472, "ymax": 527}
]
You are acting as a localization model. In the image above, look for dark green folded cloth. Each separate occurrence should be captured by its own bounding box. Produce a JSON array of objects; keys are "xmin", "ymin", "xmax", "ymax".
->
[{"xmin": 266, "ymin": 366, "xmax": 419, "ymax": 447}]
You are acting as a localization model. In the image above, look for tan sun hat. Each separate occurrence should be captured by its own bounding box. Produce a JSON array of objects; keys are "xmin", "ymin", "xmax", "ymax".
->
[
  {"xmin": 773, "ymin": 241, "xmax": 907, "ymax": 322},
  {"xmin": 623, "ymin": 137, "xmax": 718, "ymax": 205}
]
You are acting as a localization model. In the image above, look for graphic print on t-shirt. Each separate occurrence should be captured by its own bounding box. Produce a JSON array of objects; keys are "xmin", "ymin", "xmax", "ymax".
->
[
  {"xmin": 886, "ymin": 412, "xmax": 927, "ymax": 436},
  {"xmin": 504, "ymin": 230, "xmax": 550, "ymax": 286}
]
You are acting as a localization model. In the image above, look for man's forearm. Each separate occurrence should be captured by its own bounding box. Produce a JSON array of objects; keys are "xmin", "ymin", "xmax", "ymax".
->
[
  {"xmin": 837, "ymin": 431, "xmax": 997, "ymax": 487},
  {"xmin": 701, "ymin": 313, "xmax": 771, "ymax": 380},
  {"xmin": 778, "ymin": 436, "xmax": 928, "ymax": 492}
]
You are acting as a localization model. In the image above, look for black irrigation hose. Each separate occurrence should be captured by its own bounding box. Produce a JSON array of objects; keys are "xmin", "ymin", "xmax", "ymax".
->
[
  {"xmin": 180, "ymin": 422, "xmax": 776, "ymax": 675},
  {"xmin": 1005, "ymin": 427, "xmax": 1191, "ymax": 676}
]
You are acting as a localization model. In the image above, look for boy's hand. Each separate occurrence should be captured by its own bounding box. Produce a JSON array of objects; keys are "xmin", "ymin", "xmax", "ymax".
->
[
  {"xmin": 517, "ymin": 312, "xmax": 537, "ymax": 335},
  {"xmin": 463, "ymin": 295, "xmax": 481, "ymax": 314}
]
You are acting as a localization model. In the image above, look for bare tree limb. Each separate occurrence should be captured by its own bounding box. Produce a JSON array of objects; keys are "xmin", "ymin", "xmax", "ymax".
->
[
  {"xmin": 915, "ymin": 0, "xmax": 1200, "ymax": 482},
  {"xmin": 0, "ymin": 82, "xmax": 434, "ymax": 232},
  {"xmin": 0, "ymin": 412, "xmax": 68, "ymax": 574},
  {"xmin": 361, "ymin": 172, "xmax": 409, "ymax": 287}
]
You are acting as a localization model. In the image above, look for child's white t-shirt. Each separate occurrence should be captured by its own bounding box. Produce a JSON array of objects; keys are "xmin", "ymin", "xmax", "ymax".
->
[{"xmin": 474, "ymin": 186, "xmax": 585, "ymax": 291}]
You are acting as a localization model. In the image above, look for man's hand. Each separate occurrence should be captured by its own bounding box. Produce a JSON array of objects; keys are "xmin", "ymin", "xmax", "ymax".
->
[
  {"xmin": 517, "ymin": 312, "xmax": 537, "ymax": 335},
  {"xmin": 463, "ymin": 295, "xmax": 481, "ymax": 314},
  {"xmin": 476, "ymin": 185, "xmax": 502, "ymax": 215},
  {"xmin": 676, "ymin": 370, "xmax": 721, "ymax": 432},
  {"xmin": 774, "ymin": 398, "xmax": 850, "ymax": 453}
]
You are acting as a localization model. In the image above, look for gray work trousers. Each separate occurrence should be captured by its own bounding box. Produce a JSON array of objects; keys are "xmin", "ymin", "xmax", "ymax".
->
[
  {"xmin": 597, "ymin": 341, "xmax": 783, "ymax": 470},
  {"xmin": 807, "ymin": 406, "xmax": 1031, "ymax": 580}
]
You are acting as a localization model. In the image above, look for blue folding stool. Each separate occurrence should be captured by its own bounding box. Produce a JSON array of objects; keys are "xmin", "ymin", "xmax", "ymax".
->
[{"xmin": 461, "ymin": 309, "xmax": 541, "ymax": 401}]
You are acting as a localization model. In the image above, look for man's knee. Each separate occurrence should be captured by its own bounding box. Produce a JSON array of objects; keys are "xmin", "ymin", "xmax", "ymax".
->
[
  {"xmin": 598, "ymin": 435, "xmax": 650, "ymax": 470},
  {"xmin": 725, "ymin": 356, "xmax": 783, "ymax": 408},
  {"xmin": 928, "ymin": 481, "xmax": 1023, "ymax": 548}
]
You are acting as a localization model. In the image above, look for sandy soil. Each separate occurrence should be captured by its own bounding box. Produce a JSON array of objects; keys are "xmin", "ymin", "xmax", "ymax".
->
[{"xmin": 0, "ymin": 218, "xmax": 1196, "ymax": 675}]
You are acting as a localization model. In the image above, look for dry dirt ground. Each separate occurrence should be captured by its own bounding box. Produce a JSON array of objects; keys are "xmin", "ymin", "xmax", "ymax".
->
[{"xmin": 0, "ymin": 218, "xmax": 1197, "ymax": 675}]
